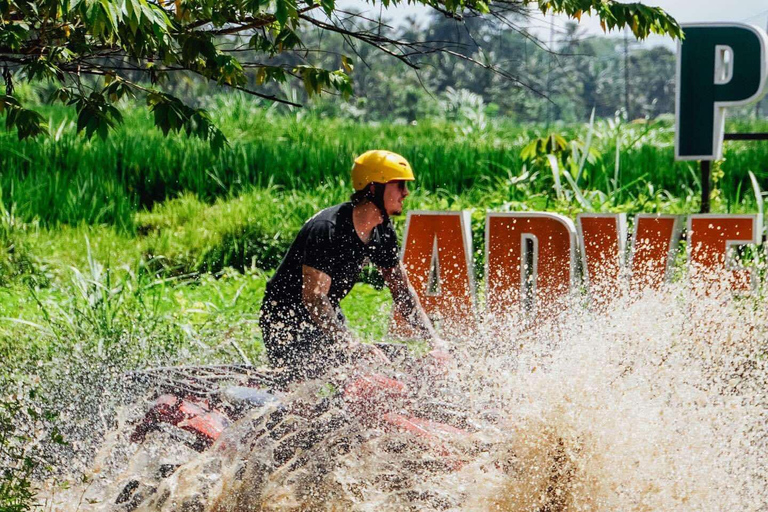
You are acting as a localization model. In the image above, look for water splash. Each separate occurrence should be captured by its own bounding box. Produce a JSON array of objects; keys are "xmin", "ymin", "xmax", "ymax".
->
[{"xmin": 40, "ymin": 282, "xmax": 768, "ymax": 511}]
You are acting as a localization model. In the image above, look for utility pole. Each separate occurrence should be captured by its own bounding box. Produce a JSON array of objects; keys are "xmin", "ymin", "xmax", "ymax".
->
[
  {"xmin": 545, "ymin": 14, "xmax": 555, "ymax": 129},
  {"xmin": 623, "ymin": 29, "xmax": 631, "ymax": 120}
]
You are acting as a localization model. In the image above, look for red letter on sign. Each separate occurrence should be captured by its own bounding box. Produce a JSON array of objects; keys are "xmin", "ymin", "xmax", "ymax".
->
[
  {"xmin": 577, "ymin": 214, "xmax": 627, "ymax": 306},
  {"xmin": 389, "ymin": 211, "xmax": 476, "ymax": 338},
  {"xmin": 629, "ymin": 214, "xmax": 683, "ymax": 293},
  {"xmin": 687, "ymin": 214, "xmax": 760, "ymax": 293},
  {"xmin": 486, "ymin": 212, "xmax": 576, "ymax": 320}
]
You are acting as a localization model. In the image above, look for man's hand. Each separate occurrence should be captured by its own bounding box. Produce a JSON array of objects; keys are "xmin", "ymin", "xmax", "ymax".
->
[{"xmin": 380, "ymin": 262, "xmax": 441, "ymax": 341}]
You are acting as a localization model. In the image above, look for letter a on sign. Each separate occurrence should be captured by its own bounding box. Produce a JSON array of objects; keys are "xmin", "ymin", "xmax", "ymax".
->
[
  {"xmin": 486, "ymin": 213, "xmax": 576, "ymax": 319},
  {"xmin": 389, "ymin": 211, "xmax": 476, "ymax": 338},
  {"xmin": 676, "ymin": 24, "xmax": 768, "ymax": 160}
]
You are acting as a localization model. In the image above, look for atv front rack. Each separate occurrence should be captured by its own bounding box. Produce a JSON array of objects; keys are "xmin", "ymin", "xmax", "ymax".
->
[{"xmin": 125, "ymin": 364, "xmax": 286, "ymax": 399}]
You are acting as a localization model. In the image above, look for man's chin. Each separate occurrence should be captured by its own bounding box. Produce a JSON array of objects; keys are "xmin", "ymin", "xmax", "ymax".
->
[{"xmin": 388, "ymin": 208, "xmax": 403, "ymax": 216}]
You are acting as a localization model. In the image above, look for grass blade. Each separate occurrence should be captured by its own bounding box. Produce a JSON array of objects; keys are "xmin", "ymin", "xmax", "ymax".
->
[
  {"xmin": 748, "ymin": 171, "xmax": 764, "ymax": 232},
  {"xmin": 546, "ymin": 155, "xmax": 563, "ymax": 201},
  {"xmin": 576, "ymin": 107, "xmax": 595, "ymax": 184},
  {"xmin": 562, "ymin": 170, "xmax": 593, "ymax": 210}
]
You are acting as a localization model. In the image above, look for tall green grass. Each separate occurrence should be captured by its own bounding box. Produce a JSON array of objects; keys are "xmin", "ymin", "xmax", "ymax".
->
[{"xmin": 2, "ymin": 94, "xmax": 767, "ymax": 232}]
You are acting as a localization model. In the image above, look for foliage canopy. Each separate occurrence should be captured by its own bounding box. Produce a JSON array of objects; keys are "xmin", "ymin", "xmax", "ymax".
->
[{"xmin": 0, "ymin": 0, "xmax": 681, "ymax": 147}]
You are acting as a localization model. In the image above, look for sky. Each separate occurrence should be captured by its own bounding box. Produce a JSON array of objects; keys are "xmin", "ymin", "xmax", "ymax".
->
[{"xmin": 336, "ymin": 0, "xmax": 768, "ymax": 48}]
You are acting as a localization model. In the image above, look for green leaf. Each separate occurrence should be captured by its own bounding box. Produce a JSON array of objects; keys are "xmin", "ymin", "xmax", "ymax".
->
[
  {"xmin": 125, "ymin": 0, "xmax": 139, "ymax": 33},
  {"xmin": 71, "ymin": 91, "xmax": 123, "ymax": 140},
  {"xmin": 98, "ymin": 0, "xmax": 120, "ymax": 32},
  {"xmin": 49, "ymin": 87, "xmax": 72, "ymax": 104},
  {"xmin": 0, "ymin": 24, "xmax": 26, "ymax": 52},
  {"xmin": 341, "ymin": 55, "xmax": 353, "ymax": 73},
  {"xmin": 274, "ymin": 0, "xmax": 296, "ymax": 27},
  {"xmin": 0, "ymin": 95, "xmax": 48, "ymax": 140},
  {"xmin": 320, "ymin": 0, "xmax": 334, "ymax": 16},
  {"xmin": 249, "ymin": 33, "xmax": 274, "ymax": 53},
  {"xmin": 145, "ymin": 92, "xmax": 229, "ymax": 151},
  {"xmin": 274, "ymin": 27, "xmax": 301, "ymax": 51}
]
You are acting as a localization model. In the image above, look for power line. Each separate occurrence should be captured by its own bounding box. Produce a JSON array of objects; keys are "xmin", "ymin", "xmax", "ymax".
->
[
  {"xmin": 545, "ymin": 12, "xmax": 555, "ymax": 128},
  {"xmin": 740, "ymin": 7, "xmax": 768, "ymax": 22},
  {"xmin": 623, "ymin": 28, "xmax": 630, "ymax": 119}
]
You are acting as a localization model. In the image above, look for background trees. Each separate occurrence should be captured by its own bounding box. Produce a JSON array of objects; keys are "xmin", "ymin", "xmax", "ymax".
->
[
  {"xmin": 245, "ymin": 12, "xmax": 686, "ymax": 125},
  {"xmin": 0, "ymin": 0, "xmax": 683, "ymax": 144}
]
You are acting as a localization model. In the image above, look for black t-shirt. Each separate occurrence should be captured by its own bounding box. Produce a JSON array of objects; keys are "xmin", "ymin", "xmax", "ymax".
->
[{"xmin": 263, "ymin": 202, "xmax": 400, "ymax": 316}]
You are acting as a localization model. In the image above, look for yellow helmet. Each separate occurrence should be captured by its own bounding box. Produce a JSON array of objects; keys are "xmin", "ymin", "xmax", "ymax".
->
[{"xmin": 351, "ymin": 150, "xmax": 415, "ymax": 191}]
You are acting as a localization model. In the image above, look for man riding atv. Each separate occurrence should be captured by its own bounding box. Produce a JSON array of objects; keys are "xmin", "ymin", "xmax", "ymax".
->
[{"xmin": 259, "ymin": 150, "xmax": 448, "ymax": 383}]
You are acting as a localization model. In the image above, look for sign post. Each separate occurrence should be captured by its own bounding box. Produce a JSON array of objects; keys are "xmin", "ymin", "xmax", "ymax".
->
[{"xmin": 675, "ymin": 23, "xmax": 768, "ymax": 213}]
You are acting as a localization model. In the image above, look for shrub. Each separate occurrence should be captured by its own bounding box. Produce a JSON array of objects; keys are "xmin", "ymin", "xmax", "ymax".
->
[{"xmin": 136, "ymin": 187, "xmax": 347, "ymax": 274}]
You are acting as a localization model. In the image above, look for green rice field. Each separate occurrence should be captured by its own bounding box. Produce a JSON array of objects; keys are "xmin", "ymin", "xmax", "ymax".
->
[
  {"xmin": 3, "ymin": 94, "xmax": 768, "ymax": 230},
  {"xmin": 0, "ymin": 94, "xmax": 766, "ymax": 275}
]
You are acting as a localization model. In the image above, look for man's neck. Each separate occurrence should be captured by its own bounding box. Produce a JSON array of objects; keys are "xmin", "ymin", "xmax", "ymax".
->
[{"xmin": 352, "ymin": 201, "xmax": 384, "ymax": 244}]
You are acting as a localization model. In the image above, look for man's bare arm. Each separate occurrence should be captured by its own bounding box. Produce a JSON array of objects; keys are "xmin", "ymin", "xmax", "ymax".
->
[
  {"xmin": 301, "ymin": 265, "xmax": 357, "ymax": 349},
  {"xmin": 379, "ymin": 262, "xmax": 444, "ymax": 348}
]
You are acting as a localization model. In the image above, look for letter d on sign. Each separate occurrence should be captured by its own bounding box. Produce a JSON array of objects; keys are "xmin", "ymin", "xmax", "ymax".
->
[
  {"xmin": 676, "ymin": 24, "xmax": 768, "ymax": 160},
  {"xmin": 486, "ymin": 213, "xmax": 576, "ymax": 320}
]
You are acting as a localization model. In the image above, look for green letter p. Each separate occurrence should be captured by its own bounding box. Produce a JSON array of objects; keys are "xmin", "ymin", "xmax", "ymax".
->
[{"xmin": 676, "ymin": 24, "xmax": 767, "ymax": 161}]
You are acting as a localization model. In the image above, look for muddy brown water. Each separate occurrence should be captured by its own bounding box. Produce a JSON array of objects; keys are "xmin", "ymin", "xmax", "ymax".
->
[{"xmin": 39, "ymin": 283, "xmax": 768, "ymax": 511}]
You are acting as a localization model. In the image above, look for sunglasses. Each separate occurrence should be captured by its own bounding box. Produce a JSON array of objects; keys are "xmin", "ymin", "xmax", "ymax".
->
[{"xmin": 392, "ymin": 180, "xmax": 409, "ymax": 191}]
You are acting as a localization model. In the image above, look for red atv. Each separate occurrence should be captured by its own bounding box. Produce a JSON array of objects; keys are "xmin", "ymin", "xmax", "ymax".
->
[{"xmin": 110, "ymin": 345, "xmax": 479, "ymax": 510}]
